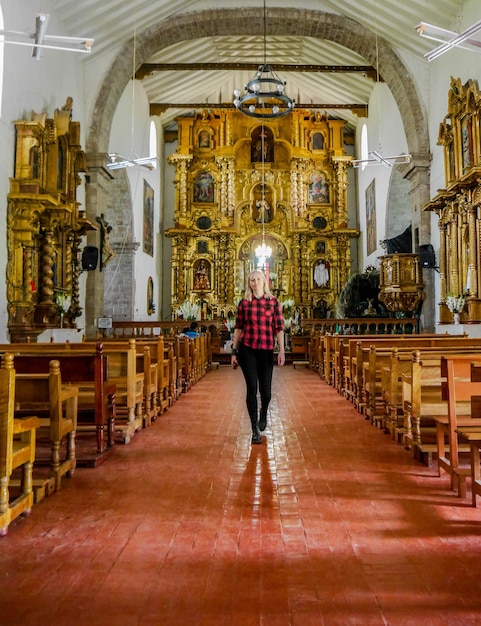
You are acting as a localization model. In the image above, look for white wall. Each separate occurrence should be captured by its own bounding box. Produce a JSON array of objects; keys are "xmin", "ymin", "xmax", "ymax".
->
[
  {"xmin": 355, "ymin": 83, "xmax": 408, "ymax": 271},
  {"xmin": 108, "ymin": 80, "xmax": 161, "ymax": 320}
]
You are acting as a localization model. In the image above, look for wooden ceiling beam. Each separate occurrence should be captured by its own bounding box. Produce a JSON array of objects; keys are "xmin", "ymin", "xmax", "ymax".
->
[
  {"xmin": 136, "ymin": 62, "xmax": 380, "ymax": 81},
  {"xmin": 150, "ymin": 102, "xmax": 368, "ymax": 116}
]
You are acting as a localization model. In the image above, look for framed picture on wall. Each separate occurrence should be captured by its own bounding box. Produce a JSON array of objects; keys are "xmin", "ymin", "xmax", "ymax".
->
[
  {"xmin": 365, "ymin": 179, "xmax": 376, "ymax": 256},
  {"xmin": 143, "ymin": 179, "xmax": 154, "ymax": 257}
]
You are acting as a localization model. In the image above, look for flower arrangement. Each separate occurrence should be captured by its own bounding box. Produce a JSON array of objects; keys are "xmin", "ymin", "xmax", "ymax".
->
[
  {"xmin": 224, "ymin": 319, "xmax": 236, "ymax": 332},
  {"xmin": 283, "ymin": 317, "xmax": 293, "ymax": 331},
  {"xmin": 281, "ymin": 298, "xmax": 295, "ymax": 332},
  {"xmin": 445, "ymin": 293, "xmax": 465, "ymax": 313},
  {"xmin": 177, "ymin": 300, "xmax": 200, "ymax": 320},
  {"xmin": 55, "ymin": 291, "xmax": 71, "ymax": 313},
  {"xmin": 281, "ymin": 298, "xmax": 295, "ymax": 316}
]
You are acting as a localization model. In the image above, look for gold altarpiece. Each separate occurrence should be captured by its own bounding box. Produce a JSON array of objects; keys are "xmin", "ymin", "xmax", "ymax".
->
[
  {"xmin": 424, "ymin": 77, "xmax": 481, "ymax": 323},
  {"xmin": 166, "ymin": 108, "xmax": 359, "ymax": 319},
  {"xmin": 6, "ymin": 108, "xmax": 94, "ymax": 341}
]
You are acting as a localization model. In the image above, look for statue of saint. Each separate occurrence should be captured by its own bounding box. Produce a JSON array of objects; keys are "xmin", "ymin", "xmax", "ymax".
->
[
  {"xmin": 314, "ymin": 261, "xmax": 329, "ymax": 287},
  {"xmin": 193, "ymin": 260, "xmax": 210, "ymax": 290}
]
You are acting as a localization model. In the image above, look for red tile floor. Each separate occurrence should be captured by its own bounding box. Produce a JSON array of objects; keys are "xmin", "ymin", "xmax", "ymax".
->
[{"xmin": 2, "ymin": 366, "xmax": 481, "ymax": 625}]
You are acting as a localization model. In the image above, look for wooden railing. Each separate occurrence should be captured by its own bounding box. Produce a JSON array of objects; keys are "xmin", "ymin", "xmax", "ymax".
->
[{"xmin": 300, "ymin": 317, "xmax": 419, "ymax": 335}]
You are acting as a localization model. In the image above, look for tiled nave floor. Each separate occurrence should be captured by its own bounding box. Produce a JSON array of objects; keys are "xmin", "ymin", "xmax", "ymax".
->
[{"xmin": 2, "ymin": 365, "xmax": 481, "ymax": 625}]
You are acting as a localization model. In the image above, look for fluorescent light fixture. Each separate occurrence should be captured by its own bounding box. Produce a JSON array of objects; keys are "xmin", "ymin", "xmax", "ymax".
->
[
  {"xmin": 351, "ymin": 152, "xmax": 412, "ymax": 169},
  {"xmin": 415, "ymin": 19, "xmax": 481, "ymax": 61},
  {"xmin": 107, "ymin": 154, "xmax": 158, "ymax": 171},
  {"xmin": 0, "ymin": 13, "xmax": 94, "ymax": 60}
]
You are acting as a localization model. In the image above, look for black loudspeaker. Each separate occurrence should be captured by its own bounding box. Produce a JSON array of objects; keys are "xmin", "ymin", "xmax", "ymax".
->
[
  {"xmin": 418, "ymin": 244, "xmax": 436, "ymax": 268},
  {"xmin": 81, "ymin": 246, "xmax": 99, "ymax": 271}
]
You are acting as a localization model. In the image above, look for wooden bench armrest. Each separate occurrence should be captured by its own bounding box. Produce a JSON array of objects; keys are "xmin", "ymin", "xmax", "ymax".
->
[
  {"xmin": 13, "ymin": 416, "xmax": 41, "ymax": 432},
  {"xmin": 60, "ymin": 385, "xmax": 79, "ymax": 401}
]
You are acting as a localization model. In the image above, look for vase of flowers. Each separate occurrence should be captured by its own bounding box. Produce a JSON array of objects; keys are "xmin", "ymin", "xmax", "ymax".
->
[
  {"xmin": 55, "ymin": 291, "xmax": 71, "ymax": 328},
  {"xmin": 445, "ymin": 293, "xmax": 465, "ymax": 324},
  {"xmin": 177, "ymin": 300, "xmax": 200, "ymax": 321}
]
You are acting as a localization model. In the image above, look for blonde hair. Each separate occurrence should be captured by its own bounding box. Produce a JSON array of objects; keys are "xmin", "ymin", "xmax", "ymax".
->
[{"xmin": 243, "ymin": 269, "xmax": 273, "ymax": 301}]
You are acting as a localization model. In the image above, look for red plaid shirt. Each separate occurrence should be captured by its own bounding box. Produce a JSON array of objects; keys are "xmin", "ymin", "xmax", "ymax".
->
[{"xmin": 235, "ymin": 295, "xmax": 284, "ymax": 350}]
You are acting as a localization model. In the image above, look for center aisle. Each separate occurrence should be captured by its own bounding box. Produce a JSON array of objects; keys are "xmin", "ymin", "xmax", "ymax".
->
[{"xmin": 2, "ymin": 366, "xmax": 481, "ymax": 625}]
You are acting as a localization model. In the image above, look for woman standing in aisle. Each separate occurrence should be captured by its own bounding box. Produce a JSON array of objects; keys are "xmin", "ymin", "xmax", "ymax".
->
[{"xmin": 231, "ymin": 269, "xmax": 285, "ymax": 444}]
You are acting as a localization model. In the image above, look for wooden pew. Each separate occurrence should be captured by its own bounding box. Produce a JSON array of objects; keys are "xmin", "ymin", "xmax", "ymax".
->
[
  {"xmin": 56, "ymin": 340, "xmax": 142, "ymax": 443},
  {"xmin": 399, "ymin": 349, "xmax": 481, "ymax": 466},
  {"xmin": 6, "ymin": 345, "xmax": 116, "ymax": 466},
  {"xmin": 346, "ymin": 335, "xmax": 478, "ymax": 415},
  {"xmin": 14, "ymin": 359, "xmax": 79, "ymax": 491},
  {"xmin": 382, "ymin": 345, "xmax": 481, "ymax": 440},
  {"xmin": 455, "ymin": 426, "xmax": 481, "ymax": 507},
  {"xmin": 0, "ymin": 353, "xmax": 40, "ymax": 536},
  {"xmin": 436, "ymin": 357, "xmax": 481, "ymax": 498},
  {"xmin": 92, "ymin": 335, "xmax": 174, "ymax": 412}
]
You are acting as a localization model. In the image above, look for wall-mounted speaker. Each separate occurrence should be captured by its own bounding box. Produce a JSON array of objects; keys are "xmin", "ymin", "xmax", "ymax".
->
[
  {"xmin": 81, "ymin": 246, "xmax": 99, "ymax": 271},
  {"xmin": 418, "ymin": 244, "xmax": 436, "ymax": 268}
]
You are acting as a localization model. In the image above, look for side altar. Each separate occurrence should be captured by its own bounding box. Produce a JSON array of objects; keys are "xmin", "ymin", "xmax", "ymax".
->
[{"xmin": 424, "ymin": 77, "xmax": 481, "ymax": 326}]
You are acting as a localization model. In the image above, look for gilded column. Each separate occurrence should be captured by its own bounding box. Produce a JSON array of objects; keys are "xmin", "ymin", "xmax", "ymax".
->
[
  {"xmin": 227, "ymin": 158, "xmax": 235, "ymax": 218},
  {"xmin": 438, "ymin": 221, "xmax": 447, "ymax": 300},
  {"xmin": 179, "ymin": 160, "xmax": 189, "ymax": 217},
  {"xmin": 22, "ymin": 246, "xmax": 34, "ymax": 302},
  {"xmin": 300, "ymin": 234, "xmax": 309, "ymax": 303},
  {"xmin": 226, "ymin": 114, "xmax": 233, "ymax": 147},
  {"xmin": 70, "ymin": 234, "xmax": 82, "ymax": 322},
  {"xmin": 40, "ymin": 229, "xmax": 55, "ymax": 304},
  {"xmin": 332, "ymin": 158, "xmax": 349, "ymax": 225},
  {"xmin": 218, "ymin": 234, "xmax": 229, "ymax": 304},
  {"xmin": 291, "ymin": 234, "xmax": 301, "ymax": 302},
  {"xmin": 468, "ymin": 202, "xmax": 478, "ymax": 297},
  {"xmin": 226, "ymin": 235, "xmax": 236, "ymax": 303}
]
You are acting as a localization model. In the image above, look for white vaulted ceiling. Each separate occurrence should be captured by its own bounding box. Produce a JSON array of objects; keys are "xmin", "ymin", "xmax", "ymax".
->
[{"xmin": 38, "ymin": 1, "xmax": 468, "ymax": 129}]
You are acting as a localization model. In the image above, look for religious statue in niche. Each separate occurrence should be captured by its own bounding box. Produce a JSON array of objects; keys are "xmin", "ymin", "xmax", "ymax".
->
[
  {"xmin": 251, "ymin": 127, "xmax": 273, "ymax": 163},
  {"xmin": 193, "ymin": 259, "xmax": 211, "ymax": 291},
  {"xmin": 198, "ymin": 129, "xmax": 210, "ymax": 148},
  {"xmin": 312, "ymin": 132, "xmax": 325, "ymax": 150},
  {"xmin": 309, "ymin": 171, "xmax": 329, "ymax": 204},
  {"xmin": 314, "ymin": 259, "xmax": 330, "ymax": 288},
  {"xmin": 253, "ymin": 183, "xmax": 273, "ymax": 223},
  {"xmin": 255, "ymin": 199, "xmax": 271, "ymax": 224},
  {"xmin": 194, "ymin": 171, "xmax": 214, "ymax": 203},
  {"xmin": 96, "ymin": 213, "xmax": 115, "ymax": 270}
]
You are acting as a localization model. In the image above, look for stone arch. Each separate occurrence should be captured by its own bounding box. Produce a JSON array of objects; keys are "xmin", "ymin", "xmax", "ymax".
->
[
  {"xmin": 86, "ymin": 8, "xmax": 429, "ymax": 160},
  {"xmin": 85, "ymin": 7, "xmax": 433, "ymax": 327}
]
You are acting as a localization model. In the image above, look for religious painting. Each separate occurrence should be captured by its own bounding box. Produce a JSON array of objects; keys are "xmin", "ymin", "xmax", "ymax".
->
[
  {"xmin": 312, "ymin": 132, "xmax": 325, "ymax": 151},
  {"xmin": 316, "ymin": 240, "xmax": 326, "ymax": 254},
  {"xmin": 365, "ymin": 179, "xmax": 377, "ymax": 256},
  {"xmin": 143, "ymin": 179, "xmax": 154, "ymax": 257},
  {"xmin": 193, "ymin": 259, "xmax": 211, "ymax": 291},
  {"xmin": 194, "ymin": 171, "xmax": 214, "ymax": 203},
  {"xmin": 308, "ymin": 171, "xmax": 329, "ymax": 204}
]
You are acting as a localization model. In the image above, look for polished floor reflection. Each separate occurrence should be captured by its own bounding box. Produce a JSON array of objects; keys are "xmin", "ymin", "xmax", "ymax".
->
[{"xmin": 2, "ymin": 365, "xmax": 481, "ymax": 625}]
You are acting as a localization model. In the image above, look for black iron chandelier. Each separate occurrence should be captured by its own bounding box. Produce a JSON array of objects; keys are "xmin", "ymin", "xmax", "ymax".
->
[{"xmin": 233, "ymin": 1, "xmax": 295, "ymax": 119}]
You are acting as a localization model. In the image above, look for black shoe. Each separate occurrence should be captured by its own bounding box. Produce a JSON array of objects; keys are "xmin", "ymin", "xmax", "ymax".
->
[
  {"xmin": 258, "ymin": 413, "xmax": 267, "ymax": 432},
  {"xmin": 251, "ymin": 433, "xmax": 262, "ymax": 444}
]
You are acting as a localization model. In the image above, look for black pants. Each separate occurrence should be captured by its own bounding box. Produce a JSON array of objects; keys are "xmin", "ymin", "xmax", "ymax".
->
[{"xmin": 237, "ymin": 343, "xmax": 274, "ymax": 431}]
